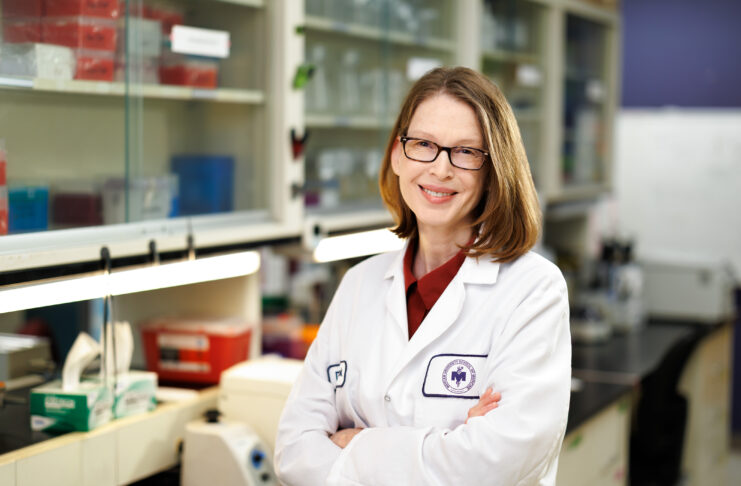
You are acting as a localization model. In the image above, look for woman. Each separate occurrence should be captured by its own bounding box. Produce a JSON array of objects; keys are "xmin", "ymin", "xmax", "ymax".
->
[{"xmin": 275, "ymin": 67, "xmax": 571, "ymax": 485}]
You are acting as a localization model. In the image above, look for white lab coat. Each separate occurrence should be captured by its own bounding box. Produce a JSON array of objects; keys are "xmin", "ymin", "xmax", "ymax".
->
[{"xmin": 275, "ymin": 243, "xmax": 571, "ymax": 486}]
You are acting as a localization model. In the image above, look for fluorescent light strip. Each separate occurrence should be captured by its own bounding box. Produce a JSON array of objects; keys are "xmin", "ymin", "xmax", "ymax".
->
[
  {"xmin": 313, "ymin": 229, "xmax": 405, "ymax": 263},
  {"xmin": 0, "ymin": 251, "xmax": 260, "ymax": 314}
]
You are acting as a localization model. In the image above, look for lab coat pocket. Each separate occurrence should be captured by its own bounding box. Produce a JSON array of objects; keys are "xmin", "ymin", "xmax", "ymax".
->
[{"xmin": 413, "ymin": 396, "xmax": 476, "ymax": 430}]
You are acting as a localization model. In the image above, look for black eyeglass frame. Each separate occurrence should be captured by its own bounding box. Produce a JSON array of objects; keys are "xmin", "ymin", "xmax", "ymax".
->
[{"xmin": 399, "ymin": 136, "xmax": 489, "ymax": 171}]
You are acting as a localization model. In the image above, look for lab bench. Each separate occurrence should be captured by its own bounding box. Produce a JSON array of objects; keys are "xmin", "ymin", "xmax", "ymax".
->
[
  {"xmin": 0, "ymin": 321, "xmax": 733, "ymax": 485},
  {"xmin": 560, "ymin": 320, "xmax": 734, "ymax": 486}
]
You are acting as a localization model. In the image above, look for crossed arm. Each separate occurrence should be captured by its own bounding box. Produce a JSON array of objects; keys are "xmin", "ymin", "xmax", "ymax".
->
[{"xmin": 329, "ymin": 387, "xmax": 502, "ymax": 448}]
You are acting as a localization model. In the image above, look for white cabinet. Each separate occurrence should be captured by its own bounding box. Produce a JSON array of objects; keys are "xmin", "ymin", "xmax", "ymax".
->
[
  {"xmin": 0, "ymin": 388, "xmax": 218, "ymax": 486},
  {"xmin": 15, "ymin": 438, "xmax": 83, "ymax": 486},
  {"xmin": 0, "ymin": 0, "xmax": 301, "ymax": 273},
  {"xmin": 556, "ymin": 394, "xmax": 631, "ymax": 486},
  {"xmin": 0, "ymin": 455, "xmax": 16, "ymax": 486},
  {"xmin": 678, "ymin": 323, "xmax": 733, "ymax": 486}
]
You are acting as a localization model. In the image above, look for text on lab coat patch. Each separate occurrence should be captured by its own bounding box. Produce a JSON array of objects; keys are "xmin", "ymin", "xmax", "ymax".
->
[{"xmin": 422, "ymin": 353, "xmax": 488, "ymax": 399}]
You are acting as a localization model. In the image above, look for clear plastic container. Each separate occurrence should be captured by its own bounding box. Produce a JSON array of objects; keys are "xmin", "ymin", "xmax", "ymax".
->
[
  {"xmin": 114, "ymin": 55, "xmax": 159, "ymax": 84},
  {"xmin": 42, "ymin": 16, "xmax": 118, "ymax": 51},
  {"xmin": 8, "ymin": 184, "xmax": 49, "ymax": 234},
  {"xmin": 44, "ymin": 0, "xmax": 120, "ymax": 20},
  {"xmin": 50, "ymin": 179, "xmax": 103, "ymax": 227},
  {"xmin": 0, "ymin": 42, "xmax": 75, "ymax": 80},
  {"xmin": 101, "ymin": 175, "xmax": 177, "ymax": 224}
]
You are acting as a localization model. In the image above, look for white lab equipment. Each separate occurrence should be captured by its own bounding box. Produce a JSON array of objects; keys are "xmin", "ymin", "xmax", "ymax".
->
[
  {"xmin": 219, "ymin": 357, "xmax": 303, "ymax": 452},
  {"xmin": 181, "ymin": 410, "xmax": 277, "ymax": 486},
  {"xmin": 642, "ymin": 254, "xmax": 736, "ymax": 323}
]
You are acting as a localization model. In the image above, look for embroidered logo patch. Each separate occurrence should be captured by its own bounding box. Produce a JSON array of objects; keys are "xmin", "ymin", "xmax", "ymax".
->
[
  {"xmin": 422, "ymin": 353, "xmax": 487, "ymax": 399},
  {"xmin": 442, "ymin": 358, "xmax": 476, "ymax": 394},
  {"xmin": 327, "ymin": 361, "xmax": 347, "ymax": 389}
]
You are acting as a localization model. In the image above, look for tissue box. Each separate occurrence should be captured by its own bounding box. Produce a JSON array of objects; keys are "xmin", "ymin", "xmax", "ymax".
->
[
  {"xmin": 30, "ymin": 379, "xmax": 113, "ymax": 432},
  {"xmin": 113, "ymin": 370, "xmax": 157, "ymax": 419}
]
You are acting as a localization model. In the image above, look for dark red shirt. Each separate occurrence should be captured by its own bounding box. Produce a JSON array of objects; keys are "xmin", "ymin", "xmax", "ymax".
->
[{"xmin": 403, "ymin": 239, "xmax": 467, "ymax": 339}]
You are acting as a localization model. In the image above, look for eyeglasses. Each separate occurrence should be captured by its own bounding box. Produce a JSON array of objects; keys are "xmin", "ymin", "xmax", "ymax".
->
[{"xmin": 400, "ymin": 136, "xmax": 489, "ymax": 171}]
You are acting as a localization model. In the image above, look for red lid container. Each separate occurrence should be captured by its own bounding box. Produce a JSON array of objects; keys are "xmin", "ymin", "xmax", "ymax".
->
[
  {"xmin": 2, "ymin": 19, "xmax": 43, "ymax": 43},
  {"xmin": 43, "ymin": 17, "xmax": 117, "ymax": 51},
  {"xmin": 45, "ymin": 0, "xmax": 120, "ymax": 19},
  {"xmin": 1, "ymin": 0, "xmax": 43, "ymax": 18},
  {"xmin": 160, "ymin": 59, "xmax": 218, "ymax": 89},
  {"xmin": 141, "ymin": 318, "xmax": 253, "ymax": 384},
  {"xmin": 74, "ymin": 49, "xmax": 114, "ymax": 81}
]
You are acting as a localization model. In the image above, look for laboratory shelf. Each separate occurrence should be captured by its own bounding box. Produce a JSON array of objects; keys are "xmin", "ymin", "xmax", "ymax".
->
[
  {"xmin": 306, "ymin": 207, "xmax": 393, "ymax": 234},
  {"xmin": 305, "ymin": 113, "xmax": 394, "ymax": 130},
  {"xmin": 482, "ymin": 49, "xmax": 540, "ymax": 65},
  {"xmin": 217, "ymin": 0, "xmax": 264, "ymax": 7},
  {"xmin": 303, "ymin": 15, "xmax": 455, "ymax": 52},
  {"xmin": 0, "ymin": 77, "xmax": 265, "ymax": 104}
]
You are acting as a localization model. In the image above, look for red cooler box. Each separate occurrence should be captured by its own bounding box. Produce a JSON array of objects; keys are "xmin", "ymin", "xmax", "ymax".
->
[{"xmin": 141, "ymin": 317, "xmax": 254, "ymax": 384}]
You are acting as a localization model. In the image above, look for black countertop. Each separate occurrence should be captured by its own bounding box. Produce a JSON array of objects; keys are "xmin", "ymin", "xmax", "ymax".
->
[
  {"xmin": 566, "ymin": 320, "xmax": 721, "ymax": 434},
  {"xmin": 567, "ymin": 380, "xmax": 632, "ymax": 433},
  {"xmin": 0, "ymin": 387, "xmax": 57, "ymax": 455}
]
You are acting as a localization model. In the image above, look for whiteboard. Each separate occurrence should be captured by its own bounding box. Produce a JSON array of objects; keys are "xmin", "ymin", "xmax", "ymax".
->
[{"xmin": 614, "ymin": 109, "xmax": 741, "ymax": 283}]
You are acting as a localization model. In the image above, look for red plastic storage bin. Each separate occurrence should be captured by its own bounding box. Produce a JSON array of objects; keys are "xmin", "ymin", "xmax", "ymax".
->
[
  {"xmin": 160, "ymin": 59, "xmax": 218, "ymax": 89},
  {"xmin": 43, "ymin": 17, "xmax": 117, "ymax": 51},
  {"xmin": 45, "ymin": 0, "xmax": 120, "ymax": 19},
  {"xmin": 74, "ymin": 49, "xmax": 114, "ymax": 80},
  {"xmin": 141, "ymin": 317, "xmax": 254, "ymax": 384},
  {"xmin": 1, "ymin": 0, "xmax": 43, "ymax": 18},
  {"xmin": 2, "ymin": 20, "xmax": 42, "ymax": 43}
]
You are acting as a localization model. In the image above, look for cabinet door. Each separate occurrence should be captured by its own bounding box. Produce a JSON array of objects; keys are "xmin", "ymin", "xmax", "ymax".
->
[
  {"xmin": 557, "ymin": 8, "xmax": 618, "ymax": 201},
  {"xmin": 0, "ymin": 0, "xmax": 298, "ymax": 273},
  {"xmin": 302, "ymin": 0, "xmax": 457, "ymax": 233},
  {"xmin": 480, "ymin": 0, "xmax": 547, "ymax": 191}
]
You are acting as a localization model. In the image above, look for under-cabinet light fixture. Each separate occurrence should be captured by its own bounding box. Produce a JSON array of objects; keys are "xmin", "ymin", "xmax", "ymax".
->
[
  {"xmin": 0, "ymin": 251, "xmax": 260, "ymax": 314},
  {"xmin": 313, "ymin": 229, "xmax": 404, "ymax": 263}
]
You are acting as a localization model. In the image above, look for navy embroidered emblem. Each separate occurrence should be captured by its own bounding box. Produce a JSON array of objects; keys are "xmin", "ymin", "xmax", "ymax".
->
[
  {"xmin": 327, "ymin": 361, "xmax": 347, "ymax": 388},
  {"xmin": 442, "ymin": 358, "xmax": 476, "ymax": 394}
]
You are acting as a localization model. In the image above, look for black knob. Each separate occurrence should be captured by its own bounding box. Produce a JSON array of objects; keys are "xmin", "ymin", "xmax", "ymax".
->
[{"xmin": 204, "ymin": 409, "xmax": 221, "ymax": 423}]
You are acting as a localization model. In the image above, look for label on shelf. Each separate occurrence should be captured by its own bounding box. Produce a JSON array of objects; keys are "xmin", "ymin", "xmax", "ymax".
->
[{"xmin": 171, "ymin": 25, "xmax": 230, "ymax": 59}]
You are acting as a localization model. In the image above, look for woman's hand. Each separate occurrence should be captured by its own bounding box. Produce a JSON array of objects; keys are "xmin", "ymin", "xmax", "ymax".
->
[
  {"xmin": 465, "ymin": 387, "xmax": 501, "ymax": 424},
  {"xmin": 330, "ymin": 428, "xmax": 364, "ymax": 449}
]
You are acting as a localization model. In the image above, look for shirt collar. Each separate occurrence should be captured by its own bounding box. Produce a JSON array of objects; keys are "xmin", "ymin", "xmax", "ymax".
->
[{"xmin": 385, "ymin": 238, "xmax": 501, "ymax": 285}]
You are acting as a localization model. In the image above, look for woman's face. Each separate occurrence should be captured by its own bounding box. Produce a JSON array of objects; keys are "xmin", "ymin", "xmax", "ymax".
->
[{"xmin": 391, "ymin": 93, "xmax": 488, "ymax": 237}]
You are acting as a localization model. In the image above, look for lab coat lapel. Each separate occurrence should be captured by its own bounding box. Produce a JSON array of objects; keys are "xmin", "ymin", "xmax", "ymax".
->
[
  {"xmin": 385, "ymin": 256, "xmax": 501, "ymax": 385},
  {"xmin": 384, "ymin": 241, "xmax": 410, "ymax": 338}
]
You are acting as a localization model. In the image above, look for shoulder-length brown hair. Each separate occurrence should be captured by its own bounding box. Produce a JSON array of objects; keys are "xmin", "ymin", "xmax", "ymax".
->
[{"xmin": 379, "ymin": 66, "xmax": 541, "ymax": 263}]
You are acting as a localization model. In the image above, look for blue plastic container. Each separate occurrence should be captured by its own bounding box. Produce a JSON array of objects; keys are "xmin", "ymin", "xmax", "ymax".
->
[
  {"xmin": 8, "ymin": 185, "xmax": 49, "ymax": 233},
  {"xmin": 170, "ymin": 155, "xmax": 234, "ymax": 216}
]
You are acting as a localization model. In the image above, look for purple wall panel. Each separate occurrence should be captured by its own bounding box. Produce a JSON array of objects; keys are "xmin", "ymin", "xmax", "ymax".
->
[{"xmin": 621, "ymin": 0, "xmax": 741, "ymax": 107}]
